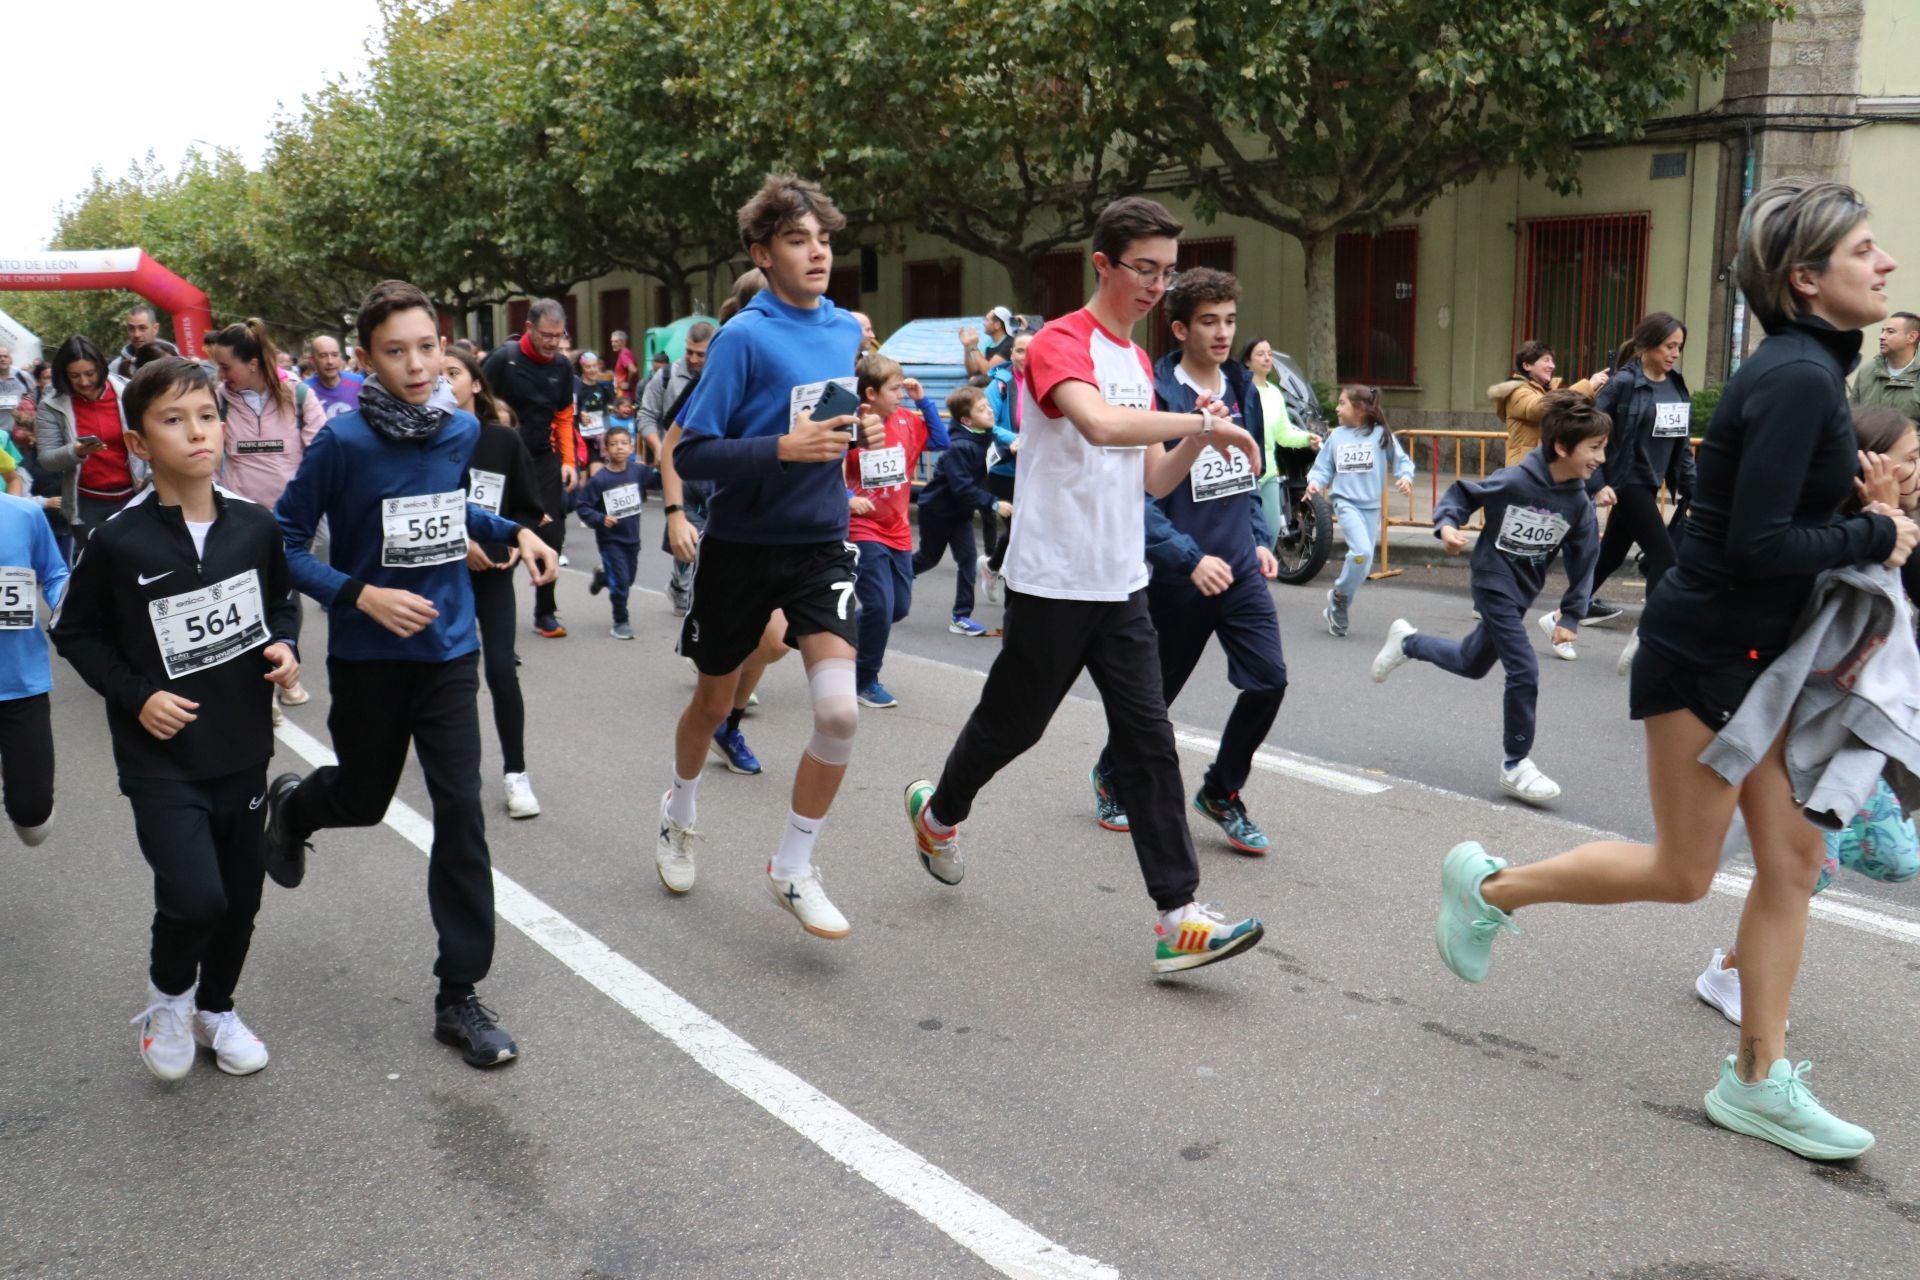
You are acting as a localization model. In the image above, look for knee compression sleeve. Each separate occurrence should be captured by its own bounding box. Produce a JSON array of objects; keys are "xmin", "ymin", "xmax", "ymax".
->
[{"xmin": 804, "ymin": 657, "xmax": 859, "ymax": 766}]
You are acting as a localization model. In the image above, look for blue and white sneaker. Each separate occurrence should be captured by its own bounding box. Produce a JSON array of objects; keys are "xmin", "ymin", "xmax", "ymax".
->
[
  {"xmin": 710, "ymin": 724, "xmax": 763, "ymax": 775},
  {"xmin": 858, "ymin": 682, "xmax": 899, "ymax": 709},
  {"xmin": 949, "ymin": 616, "xmax": 988, "ymax": 637}
]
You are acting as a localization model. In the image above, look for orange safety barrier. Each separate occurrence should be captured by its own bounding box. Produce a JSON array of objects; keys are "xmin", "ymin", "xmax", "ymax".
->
[{"xmin": 1363, "ymin": 427, "xmax": 1694, "ymax": 580}]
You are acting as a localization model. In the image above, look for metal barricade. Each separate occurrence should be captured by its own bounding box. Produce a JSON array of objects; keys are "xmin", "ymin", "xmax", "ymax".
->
[{"xmin": 1368, "ymin": 429, "xmax": 1505, "ymax": 579}]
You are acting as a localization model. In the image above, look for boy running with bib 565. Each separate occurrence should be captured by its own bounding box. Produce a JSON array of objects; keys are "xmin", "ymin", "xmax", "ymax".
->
[
  {"xmin": 654, "ymin": 175, "xmax": 886, "ymax": 939},
  {"xmin": 265, "ymin": 280, "xmax": 559, "ymax": 1069}
]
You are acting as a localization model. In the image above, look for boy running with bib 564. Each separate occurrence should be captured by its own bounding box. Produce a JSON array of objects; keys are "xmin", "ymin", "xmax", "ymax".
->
[{"xmin": 53, "ymin": 357, "xmax": 302, "ymax": 1080}]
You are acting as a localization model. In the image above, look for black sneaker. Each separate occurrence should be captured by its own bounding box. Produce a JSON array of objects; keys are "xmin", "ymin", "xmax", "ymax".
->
[
  {"xmin": 1582, "ymin": 599, "xmax": 1625, "ymax": 625},
  {"xmin": 434, "ymin": 994, "xmax": 518, "ymax": 1068},
  {"xmin": 589, "ymin": 568, "xmax": 607, "ymax": 596},
  {"xmin": 262, "ymin": 772, "xmax": 309, "ymax": 889}
]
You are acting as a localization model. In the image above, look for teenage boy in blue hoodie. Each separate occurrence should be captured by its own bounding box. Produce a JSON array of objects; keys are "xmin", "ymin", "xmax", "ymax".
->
[
  {"xmin": 1088, "ymin": 268, "xmax": 1286, "ymax": 854},
  {"xmin": 1370, "ymin": 389, "xmax": 1607, "ymax": 808},
  {"xmin": 264, "ymin": 279, "xmax": 559, "ymax": 1069},
  {"xmin": 653, "ymin": 174, "xmax": 887, "ymax": 941}
]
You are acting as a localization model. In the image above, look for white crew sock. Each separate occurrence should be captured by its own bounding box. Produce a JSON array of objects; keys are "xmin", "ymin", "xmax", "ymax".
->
[
  {"xmin": 1158, "ymin": 902, "xmax": 1197, "ymax": 932},
  {"xmin": 922, "ymin": 805, "xmax": 954, "ymax": 836},
  {"xmin": 667, "ymin": 772, "xmax": 700, "ymax": 828},
  {"xmin": 772, "ymin": 809, "xmax": 824, "ymax": 880}
]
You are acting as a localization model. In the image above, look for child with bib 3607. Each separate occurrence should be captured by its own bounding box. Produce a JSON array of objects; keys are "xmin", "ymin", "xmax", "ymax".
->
[{"xmin": 1306, "ymin": 385, "xmax": 1412, "ymax": 637}]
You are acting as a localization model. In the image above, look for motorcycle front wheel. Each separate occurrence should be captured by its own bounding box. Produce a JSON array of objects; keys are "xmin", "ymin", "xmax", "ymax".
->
[{"xmin": 1273, "ymin": 489, "xmax": 1333, "ymax": 584}]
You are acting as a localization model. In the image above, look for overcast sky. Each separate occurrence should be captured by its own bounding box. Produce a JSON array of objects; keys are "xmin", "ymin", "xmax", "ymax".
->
[{"xmin": 4, "ymin": 0, "xmax": 389, "ymax": 251}]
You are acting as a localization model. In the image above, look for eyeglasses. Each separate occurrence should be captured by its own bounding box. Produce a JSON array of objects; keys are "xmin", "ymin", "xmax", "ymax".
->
[{"xmin": 1113, "ymin": 258, "xmax": 1180, "ymax": 288}]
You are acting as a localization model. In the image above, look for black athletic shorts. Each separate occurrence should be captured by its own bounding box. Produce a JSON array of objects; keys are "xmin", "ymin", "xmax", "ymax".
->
[
  {"xmin": 1627, "ymin": 637, "xmax": 1763, "ymax": 731},
  {"xmin": 680, "ymin": 535, "xmax": 860, "ymax": 674}
]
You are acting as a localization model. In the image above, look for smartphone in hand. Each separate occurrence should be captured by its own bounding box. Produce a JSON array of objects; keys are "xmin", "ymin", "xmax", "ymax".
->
[{"xmin": 813, "ymin": 380, "xmax": 863, "ymax": 432}]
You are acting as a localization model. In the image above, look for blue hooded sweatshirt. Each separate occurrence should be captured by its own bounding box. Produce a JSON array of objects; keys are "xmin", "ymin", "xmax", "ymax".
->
[
  {"xmin": 1143, "ymin": 352, "xmax": 1271, "ymax": 582},
  {"xmin": 674, "ymin": 290, "xmax": 864, "ymax": 545},
  {"xmin": 1307, "ymin": 424, "xmax": 1414, "ymax": 509},
  {"xmin": 1433, "ymin": 449, "xmax": 1600, "ymax": 629}
]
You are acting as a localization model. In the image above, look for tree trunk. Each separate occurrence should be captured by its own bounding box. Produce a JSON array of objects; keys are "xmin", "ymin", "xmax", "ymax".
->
[
  {"xmin": 669, "ymin": 270, "xmax": 695, "ymax": 319},
  {"xmin": 994, "ymin": 252, "xmax": 1051, "ymax": 314},
  {"xmin": 1300, "ymin": 231, "xmax": 1338, "ymax": 387}
]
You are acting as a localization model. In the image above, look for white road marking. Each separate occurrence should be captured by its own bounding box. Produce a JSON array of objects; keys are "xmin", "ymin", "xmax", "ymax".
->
[
  {"xmin": 272, "ymin": 720, "xmax": 1117, "ymax": 1280},
  {"xmin": 570, "ymin": 559, "xmax": 1920, "ymax": 949}
]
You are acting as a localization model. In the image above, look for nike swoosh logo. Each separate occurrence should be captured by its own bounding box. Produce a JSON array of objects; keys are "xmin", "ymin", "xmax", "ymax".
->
[
  {"xmin": 137, "ymin": 572, "xmax": 172, "ymax": 586},
  {"xmin": 249, "ymin": 794, "xmax": 265, "ymax": 810}
]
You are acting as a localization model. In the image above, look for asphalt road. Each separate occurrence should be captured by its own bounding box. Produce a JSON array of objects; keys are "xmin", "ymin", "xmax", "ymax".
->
[{"xmin": 6, "ymin": 530, "xmax": 1920, "ymax": 1279}]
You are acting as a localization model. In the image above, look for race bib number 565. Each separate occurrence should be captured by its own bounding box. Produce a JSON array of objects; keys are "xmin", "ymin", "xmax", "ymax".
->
[{"xmin": 381, "ymin": 491, "xmax": 467, "ymax": 568}]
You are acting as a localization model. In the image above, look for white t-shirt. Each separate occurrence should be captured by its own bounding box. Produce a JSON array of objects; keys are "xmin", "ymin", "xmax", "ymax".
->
[
  {"xmin": 1000, "ymin": 308, "xmax": 1153, "ymax": 601},
  {"xmin": 185, "ymin": 519, "xmax": 214, "ymax": 559}
]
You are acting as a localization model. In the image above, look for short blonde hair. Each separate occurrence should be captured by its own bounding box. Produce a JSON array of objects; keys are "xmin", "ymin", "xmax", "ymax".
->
[
  {"xmin": 857, "ymin": 353, "xmax": 903, "ymax": 398},
  {"xmin": 1735, "ymin": 179, "xmax": 1871, "ymax": 334}
]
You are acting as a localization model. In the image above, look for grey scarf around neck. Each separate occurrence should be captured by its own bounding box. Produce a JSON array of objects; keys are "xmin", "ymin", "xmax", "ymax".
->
[{"xmin": 359, "ymin": 374, "xmax": 456, "ymax": 443}]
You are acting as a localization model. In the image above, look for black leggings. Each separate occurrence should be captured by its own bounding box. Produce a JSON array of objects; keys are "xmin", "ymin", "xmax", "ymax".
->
[
  {"xmin": 471, "ymin": 567, "xmax": 527, "ymax": 774},
  {"xmin": 1591, "ymin": 483, "xmax": 1674, "ymax": 602},
  {"xmin": 985, "ymin": 473, "xmax": 1015, "ymax": 572},
  {"xmin": 0, "ymin": 693, "xmax": 54, "ymax": 829}
]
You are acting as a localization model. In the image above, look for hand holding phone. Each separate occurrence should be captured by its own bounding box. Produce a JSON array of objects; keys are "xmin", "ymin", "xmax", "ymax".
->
[{"xmin": 813, "ymin": 380, "xmax": 863, "ymax": 433}]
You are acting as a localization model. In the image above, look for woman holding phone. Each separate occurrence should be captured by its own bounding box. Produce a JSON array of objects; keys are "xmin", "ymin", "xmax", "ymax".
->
[{"xmin": 34, "ymin": 335, "xmax": 147, "ymax": 557}]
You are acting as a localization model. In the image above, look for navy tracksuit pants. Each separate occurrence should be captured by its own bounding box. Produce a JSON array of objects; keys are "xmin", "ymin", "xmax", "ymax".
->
[
  {"xmin": 1402, "ymin": 589, "xmax": 1538, "ymax": 761},
  {"xmin": 1094, "ymin": 573, "xmax": 1288, "ymax": 798},
  {"xmin": 854, "ymin": 540, "xmax": 914, "ymax": 689},
  {"xmin": 912, "ymin": 506, "xmax": 977, "ymax": 619}
]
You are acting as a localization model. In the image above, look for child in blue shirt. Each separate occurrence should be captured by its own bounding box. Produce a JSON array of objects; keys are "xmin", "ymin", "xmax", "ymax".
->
[
  {"xmin": 913, "ymin": 386, "xmax": 1010, "ymax": 636},
  {"xmin": 577, "ymin": 423, "xmax": 645, "ymax": 638},
  {"xmin": 1307, "ymin": 384, "xmax": 1413, "ymax": 636},
  {"xmin": 1370, "ymin": 389, "xmax": 1606, "ymax": 807},
  {"xmin": 0, "ymin": 489, "xmax": 69, "ymax": 845}
]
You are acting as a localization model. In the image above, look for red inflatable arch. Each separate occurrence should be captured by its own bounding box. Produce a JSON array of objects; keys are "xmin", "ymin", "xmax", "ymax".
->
[{"xmin": 0, "ymin": 248, "xmax": 215, "ymax": 357}]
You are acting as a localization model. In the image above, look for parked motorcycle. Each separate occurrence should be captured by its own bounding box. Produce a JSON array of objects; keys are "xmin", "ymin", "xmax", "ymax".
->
[{"xmin": 1264, "ymin": 351, "xmax": 1334, "ymax": 585}]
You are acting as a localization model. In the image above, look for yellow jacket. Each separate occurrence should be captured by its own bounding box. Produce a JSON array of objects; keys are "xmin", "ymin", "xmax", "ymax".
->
[{"xmin": 1489, "ymin": 375, "xmax": 1601, "ymax": 467}]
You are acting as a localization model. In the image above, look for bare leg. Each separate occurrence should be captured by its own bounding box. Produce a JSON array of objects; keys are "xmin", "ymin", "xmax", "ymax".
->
[
  {"xmin": 1731, "ymin": 734, "xmax": 1824, "ymax": 1080},
  {"xmin": 735, "ymin": 611, "xmax": 790, "ymax": 710},
  {"xmin": 1480, "ymin": 711, "xmax": 1737, "ymax": 913},
  {"xmin": 675, "ymin": 671, "xmax": 740, "ymax": 779},
  {"xmin": 792, "ymin": 632, "xmax": 855, "ymax": 820}
]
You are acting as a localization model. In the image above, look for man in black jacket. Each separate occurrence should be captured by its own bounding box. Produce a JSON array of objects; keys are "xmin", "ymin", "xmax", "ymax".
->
[{"xmin": 482, "ymin": 298, "xmax": 577, "ymax": 636}]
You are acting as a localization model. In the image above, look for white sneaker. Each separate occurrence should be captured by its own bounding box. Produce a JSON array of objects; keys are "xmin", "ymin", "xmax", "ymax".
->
[
  {"xmin": 976, "ymin": 554, "xmax": 1004, "ymax": 606},
  {"xmin": 132, "ymin": 981, "xmax": 196, "ymax": 1081},
  {"xmin": 193, "ymin": 1008, "xmax": 270, "ymax": 1075},
  {"xmin": 1372, "ymin": 619, "xmax": 1417, "ymax": 682},
  {"xmin": 270, "ymin": 701, "xmax": 285, "ymax": 727},
  {"xmin": 768, "ymin": 864, "xmax": 851, "ymax": 939},
  {"xmin": 503, "ymin": 772, "xmax": 541, "ymax": 819},
  {"xmin": 1536, "ymin": 611, "xmax": 1576, "ymax": 661},
  {"xmin": 1617, "ymin": 629, "xmax": 1640, "ymax": 677},
  {"xmin": 1500, "ymin": 757, "xmax": 1562, "ymax": 806},
  {"xmin": 277, "ymin": 680, "xmax": 311, "ymax": 707},
  {"xmin": 655, "ymin": 791, "xmax": 697, "ymax": 893},
  {"xmin": 1693, "ymin": 949, "xmax": 1788, "ymax": 1031},
  {"xmin": 1696, "ymin": 948, "xmax": 1743, "ymax": 1026},
  {"xmin": 14, "ymin": 808, "xmax": 53, "ymax": 847}
]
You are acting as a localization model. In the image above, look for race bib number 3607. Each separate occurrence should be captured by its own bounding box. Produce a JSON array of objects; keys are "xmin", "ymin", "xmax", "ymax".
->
[
  {"xmin": 148, "ymin": 571, "xmax": 267, "ymax": 679},
  {"xmin": 381, "ymin": 491, "xmax": 467, "ymax": 568}
]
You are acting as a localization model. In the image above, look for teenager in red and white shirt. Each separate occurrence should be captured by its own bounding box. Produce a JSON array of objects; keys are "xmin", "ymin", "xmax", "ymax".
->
[
  {"xmin": 905, "ymin": 196, "xmax": 1270, "ymax": 976},
  {"xmin": 845, "ymin": 354, "xmax": 948, "ymax": 709}
]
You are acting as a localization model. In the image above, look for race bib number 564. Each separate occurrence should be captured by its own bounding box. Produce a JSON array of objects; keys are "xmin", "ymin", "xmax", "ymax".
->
[{"xmin": 148, "ymin": 571, "xmax": 267, "ymax": 679}]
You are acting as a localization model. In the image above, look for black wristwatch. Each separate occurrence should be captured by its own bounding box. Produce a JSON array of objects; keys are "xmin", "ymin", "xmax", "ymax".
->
[{"xmin": 664, "ymin": 503, "xmax": 684, "ymax": 515}]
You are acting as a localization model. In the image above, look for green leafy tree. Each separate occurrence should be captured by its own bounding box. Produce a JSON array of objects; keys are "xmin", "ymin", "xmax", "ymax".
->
[
  {"xmin": 677, "ymin": 0, "xmax": 1158, "ymax": 312},
  {"xmin": 1084, "ymin": 0, "xmax": 1785, "ymax": 380}
]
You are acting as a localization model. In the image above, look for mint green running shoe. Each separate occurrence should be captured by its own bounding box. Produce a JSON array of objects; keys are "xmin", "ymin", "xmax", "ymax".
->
[
  {"xmin": 1704, "ymin": 1057, "xmax": 1874, "ymax": 1160},
  {"xmin": 1435, "ymin": 841, "xmax": 1518, "ymax": 983}
]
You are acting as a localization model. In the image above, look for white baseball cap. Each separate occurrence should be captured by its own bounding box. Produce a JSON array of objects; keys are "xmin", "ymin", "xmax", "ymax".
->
[{"xmin": 987, "ymin": 306, "xmax": 1014, "ymax": 330}]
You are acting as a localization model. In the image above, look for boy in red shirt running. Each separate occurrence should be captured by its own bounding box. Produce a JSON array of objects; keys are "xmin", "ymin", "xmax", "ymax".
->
[{"xmin": 846, "ymin": 354, "xmax": 948, "ymax": 709}]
